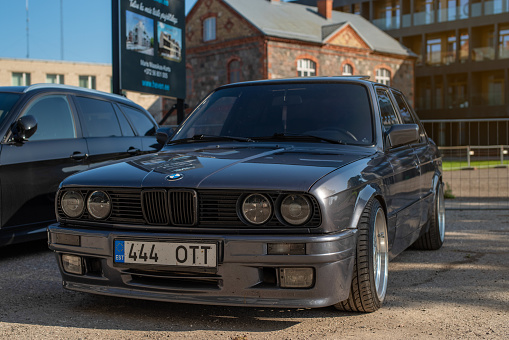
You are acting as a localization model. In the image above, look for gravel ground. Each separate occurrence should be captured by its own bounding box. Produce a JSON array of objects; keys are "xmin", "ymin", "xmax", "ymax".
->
[{"xmin": 0, "ymin": 208, "xmax": 508, "ymax": 340}]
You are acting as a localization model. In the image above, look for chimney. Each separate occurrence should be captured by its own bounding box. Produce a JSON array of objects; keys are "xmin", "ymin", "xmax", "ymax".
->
[{"xmin": 317, "ymin": 0, "xmax": 333, "ymax": 19}]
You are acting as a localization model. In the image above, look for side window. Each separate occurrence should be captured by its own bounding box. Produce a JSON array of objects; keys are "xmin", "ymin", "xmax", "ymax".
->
[
  {"xmin": 74, "ymin": 97, "xmax": 122, "ymax": 137},
  {"xmin": 21, "ymin": 95, "xmax": 76, "ymax": 141},
  {"xmin": 392, "ymin": 91, "xmax": 415, "ymax": 124},
  {"xmin": 119, "ymin": 105, "xmax": 156, "ymax": 136},
  {"xmin": 376, "ymin": 89, "xmax": 399, "ymax": 130},
  {"xmin": 392, "ymin": 91, "xmax": 427, "ymax": 142}
]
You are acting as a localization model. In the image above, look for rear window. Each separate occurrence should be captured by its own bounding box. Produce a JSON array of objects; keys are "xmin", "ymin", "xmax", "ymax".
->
[{"xmin": 174, "ymin": 83, "xmax": 374, "ymax": 145}]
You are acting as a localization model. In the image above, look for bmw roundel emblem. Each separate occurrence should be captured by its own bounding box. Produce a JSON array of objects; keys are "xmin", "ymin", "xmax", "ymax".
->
[{"xmin": 166, "ymin": 173, "xmax": 183, "ymax": 181}]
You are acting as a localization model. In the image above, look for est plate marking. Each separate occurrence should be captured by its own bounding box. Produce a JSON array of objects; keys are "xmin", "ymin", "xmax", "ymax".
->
[{"xmin": 114, "ymin": 240, "xmax": 217, "ymax": 268}]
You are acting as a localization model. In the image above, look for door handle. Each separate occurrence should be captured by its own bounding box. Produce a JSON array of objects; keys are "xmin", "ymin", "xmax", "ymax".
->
[
  {"xmin": 70, "ymin": 151, "xmax": 88, "ymax": 161},
  {"xmin": 127, "ymin": 147, "xmax": 141, "ymax": 155}
]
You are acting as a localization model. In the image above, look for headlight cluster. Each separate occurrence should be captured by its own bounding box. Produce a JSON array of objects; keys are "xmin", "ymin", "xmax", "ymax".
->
[
  {"xmin": 239, "ymin": 193, "xmax": 313, "ymax": 226},
  {"xmin": 61, "ymin": 190, "xmax": 111, "ymax": 220}
]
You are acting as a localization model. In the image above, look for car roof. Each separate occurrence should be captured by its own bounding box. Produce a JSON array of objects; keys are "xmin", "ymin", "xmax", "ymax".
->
[
  {"xmin": 0, "ymin": 84, "xmax": 136, "ymax": 106},
  {"xmin": 216, "ymin": 76, "xmax": 391, "ymax": 90}
]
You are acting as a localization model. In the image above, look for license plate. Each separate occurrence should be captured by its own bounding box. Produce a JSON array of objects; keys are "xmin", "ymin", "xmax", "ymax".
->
[{"xmin": 114, "ymin": 240, "xmax": 217, "ymax": 268}]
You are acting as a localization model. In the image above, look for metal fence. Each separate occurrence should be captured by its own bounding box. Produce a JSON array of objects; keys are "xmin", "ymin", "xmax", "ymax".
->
[{"xmin": 422, "ymin": 119, "xmax": 509, "ymax": 209}]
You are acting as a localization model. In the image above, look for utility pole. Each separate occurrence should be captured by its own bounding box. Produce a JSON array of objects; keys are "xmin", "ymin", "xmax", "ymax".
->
[
  {"xmin": 60, "ymin": 0, "xmax": 64, "ymax": 60},
  {"xmin": 26, "ymin": 0, "xmax": 29, "ymax": 58}
]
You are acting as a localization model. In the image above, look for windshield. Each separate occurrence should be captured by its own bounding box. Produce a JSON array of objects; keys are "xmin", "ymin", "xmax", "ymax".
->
[
  {"xmin": 172, "ymin": 83, "xmax": 373, "ymax": 145},
  {"xmin": 0, "ymin": 93, "xmax": 21, "ymax": 126}
]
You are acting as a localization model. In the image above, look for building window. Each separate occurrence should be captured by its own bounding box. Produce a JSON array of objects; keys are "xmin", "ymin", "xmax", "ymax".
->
[
  {"xmin": 342, "ymin": 64, "xmax": 353, "ymax": 76},
  {"xmin": 203, "ymin": 16, "xmax": 216, "ymax": 42},
  {"xmin": 297, "ymin": 59, "xmax": 316, "ymax": 77},
  {"xmin": 376, "ymin": 68, "xmax": 391, "ymax": 85},
  {"xmin": 426, "ymin": 37, "xmax": 442, "ymax": 65},
  {"xmin": 79, "ymin": 75, "xmax": 96, "ymax": 89},
  {"xmin": 46, "ymin": 74, "xmax": 65, "ymax": 84},
  {"xmin": 499, "ymin": 25, "xmax": 509, "ymax": 59},
  {"xmin": 228, "ymin": 59, "xmax": 241, "ymax": 83},
  {"xmin": 459, "ymin": 30, "xmax": 469, "ymax": 62},
  {"xmin": 12, "ymin": 72, "xmax": 31, "ymax": 86}
]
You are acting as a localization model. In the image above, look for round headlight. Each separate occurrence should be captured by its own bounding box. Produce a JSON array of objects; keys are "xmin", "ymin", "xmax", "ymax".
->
[
  {"xmin": 280, "ymin": 195, "xmax": 312, "ymax": 225},
  {"xmin": 241, "ymin": 194, "xmax": 272, "ymax": 225},
  {"xmin": 87, "ymin": 191, "xmax": 111, "ymax": 220},
  {"xmin": 61, "ymin": 191, "xmax": 84, "ymax": 218}
]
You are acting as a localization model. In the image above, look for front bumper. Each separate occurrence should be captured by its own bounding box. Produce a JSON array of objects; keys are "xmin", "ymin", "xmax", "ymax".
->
[{"xmin": 48, "ymin": 223, "xmax": 357, "ymax": 308}]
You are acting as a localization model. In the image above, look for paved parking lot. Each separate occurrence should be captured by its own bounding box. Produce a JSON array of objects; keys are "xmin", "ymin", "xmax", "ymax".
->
[{"xmin": 0, "ymin": 208, "xmax": 508, "ymax": 339}]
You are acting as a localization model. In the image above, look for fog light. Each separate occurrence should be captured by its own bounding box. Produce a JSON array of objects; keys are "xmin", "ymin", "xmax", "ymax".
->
[
  {"xmin": 279, "ymin": 268, "xmax": 314, "ymax": 288},
  {"xmin": 62, "ymin": 254, "xmax": 83, "ymax": 275},
  {"xmin": 268, "ymin": 243, "xmax": 306, "ymax": 255}
]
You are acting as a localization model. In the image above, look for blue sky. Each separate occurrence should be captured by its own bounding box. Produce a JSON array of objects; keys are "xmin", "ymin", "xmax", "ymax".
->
[{"xmin": 0, "ymin": 0, "xmax": 197, "ymax": 64}]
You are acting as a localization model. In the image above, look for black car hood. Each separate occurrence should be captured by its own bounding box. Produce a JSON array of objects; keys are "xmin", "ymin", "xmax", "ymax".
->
[{"xmin": 63, "ymin": 144, "xmax": 373, "ymax": 192}]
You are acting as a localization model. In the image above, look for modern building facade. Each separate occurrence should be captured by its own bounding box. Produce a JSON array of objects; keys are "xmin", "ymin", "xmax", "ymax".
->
[
  {"xmin": 306, "ymin": 0, "xmax": 509, "ymax": 145},
  {"xmin": 185, "ymin": 0, "xmax": 416, "ymax": 108}
]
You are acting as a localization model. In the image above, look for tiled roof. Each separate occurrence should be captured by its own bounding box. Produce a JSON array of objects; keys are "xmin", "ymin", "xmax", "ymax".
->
[{"xmin": 222, "ymin": 0, "xmax": 414, "ymax": 57}]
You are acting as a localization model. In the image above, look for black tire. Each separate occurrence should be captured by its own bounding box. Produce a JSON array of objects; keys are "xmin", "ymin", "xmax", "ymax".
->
[
  {"xmin": 335, "ymin": 199, "xmax": 388, "ymax": 313},
  {"xmin": 413, "ymin": 182, "xmax": 445, "ymax": 250}
]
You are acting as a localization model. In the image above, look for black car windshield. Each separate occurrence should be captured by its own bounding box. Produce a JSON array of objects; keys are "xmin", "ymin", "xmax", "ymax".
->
[
  {"xmin": 0, "ymin": 93, "xmax": 21, "ymax": 126},
  {"xmin": 172, "ymin": 83, "xmax": 374, "ymax": 145}
]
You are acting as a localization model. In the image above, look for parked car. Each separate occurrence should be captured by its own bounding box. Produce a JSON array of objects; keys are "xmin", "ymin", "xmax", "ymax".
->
[
  {"xmin": 0, "ymin": 84, "xmax": 161, "ymax": 246},
  {"xmin": 48, "ymin": 77, "xmax": 444, "ymax": 312}
]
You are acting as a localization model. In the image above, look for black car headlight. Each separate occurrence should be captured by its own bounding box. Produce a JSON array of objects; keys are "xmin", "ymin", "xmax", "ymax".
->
[
  {"xmin": 87, "ymin": 191, "xmax": 111, "ymax": 220},
  {"xmin": 61, "ymin": 191, "xmax": 85, "ymax": 218},
  {"xmin": 280, "ymin": 194, "xmax": 312, "ymax": 225},
  {"xmin": 241, "ymin": 194, "xmax": 272, "ymax": 225}
]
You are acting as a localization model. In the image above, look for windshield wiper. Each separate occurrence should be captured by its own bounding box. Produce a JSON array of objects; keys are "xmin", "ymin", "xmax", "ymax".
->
[
  {"xmin": 257, "ymin": 132, "xmax": 347, "ymax": 145},
  {"xmin": 171, "ymin": 134, "xmax": 255, "ymax": 144}
]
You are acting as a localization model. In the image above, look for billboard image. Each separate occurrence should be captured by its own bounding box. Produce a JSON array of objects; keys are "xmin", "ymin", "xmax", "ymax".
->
[
  {"xmin": 116, "ymin": 0, "xmax": 186, "ymax": 98},
  {"xmin": 126, "ymin": 10, "xmax": 154, "ymax": 56},
  {"xmin": 157, "ymin": 22, "xmax": 182, "ymax": 62}
]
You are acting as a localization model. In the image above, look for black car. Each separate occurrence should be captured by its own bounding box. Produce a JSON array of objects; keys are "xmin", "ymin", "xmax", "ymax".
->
[
  {"xmin": 0, "ymin": 84, "xmax": 161, "ymax": 246},
  {"xmin": 48, "ymin": 77, "xmax": 444, "ymax": 312}
]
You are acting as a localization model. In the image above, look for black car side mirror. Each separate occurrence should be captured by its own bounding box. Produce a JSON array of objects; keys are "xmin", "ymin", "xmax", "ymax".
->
[
  {"xmin": 386, "ymin": 124, "xmax": 419, "ymax": 148},
  {"xmin": 156, "ymin": 126, "xmax": 174, "ymax": 145},
  {"xmin": 11, "ymin": 115, "xmax": 38, "ymax": 143}
]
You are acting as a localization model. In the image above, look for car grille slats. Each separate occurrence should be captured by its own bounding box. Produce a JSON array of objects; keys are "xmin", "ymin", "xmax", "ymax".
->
[
  {"xmin": 142, "ymin": 190, "xmax": 169, "ymax": 225},
  {"xmin": 169, "ymin": 190, "xmax": 197, "ymax": 226},
  {"xmin": 58, "ymin": 188, "xmax": 321, "ymax": 228}
]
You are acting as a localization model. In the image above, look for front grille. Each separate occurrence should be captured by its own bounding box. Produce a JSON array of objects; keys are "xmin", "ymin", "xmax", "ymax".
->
[
  {"xmin": 169, "ymin": 190, "xmax": 197, "ymax": 226},
  {"xmin": 58, "ymin": 188, "xmax": 321, "ymax": 229},
  {"xmin": 142, "ymin": 190, "xmax": 169, "ymax": 225}
]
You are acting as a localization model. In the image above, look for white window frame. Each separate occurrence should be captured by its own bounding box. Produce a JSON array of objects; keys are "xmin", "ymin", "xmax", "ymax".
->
[
  {"xmin": 46, "ymin": 74, "xmax": 65, "ymax": 84},
  {"xmin": 297, "ymin": 59, "xmax": 316, "ymax": 77},
  {"xmin": 376, "ymin": 68, "xmax": 391, "ymax": 86},
  {"xmin": 79, "ymin": 75, "xmax": 96, "ymax": 89},
  {"xmin": 342, "ymin": 64, "xmax": 353, "ymax": 76},
  {"xmin": 203, "ymin": 17, "xmax": 216, "ymax": 42},
  {"xmin": 12, "ymin": 72, "xmax": 31, "ymax": 86}
]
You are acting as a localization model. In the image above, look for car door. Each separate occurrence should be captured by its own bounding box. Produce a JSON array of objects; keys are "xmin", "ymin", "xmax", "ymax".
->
[
  {"xmin": 72, "ymin": 96, "xmax": 143, "ymax": 168},
  {"xmin": 391, "ymin": 90, "xmax": 436, "ymax": 228},
  {"xmin": 0, "ymin": 93, "xmax": 88, "ymax": 233},
  {"xmin": 377, "ymin": 88, "xmax": 422, "ymax": 253},
  {"xmin": 117, "ymin": 103, "xmax": 160, "ymax": 153}
]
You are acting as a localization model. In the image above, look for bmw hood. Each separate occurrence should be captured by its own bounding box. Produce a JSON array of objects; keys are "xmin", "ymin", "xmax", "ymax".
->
[{"xmin": 62, "ymin": 145, "xmax": 373, "ymax": 192}]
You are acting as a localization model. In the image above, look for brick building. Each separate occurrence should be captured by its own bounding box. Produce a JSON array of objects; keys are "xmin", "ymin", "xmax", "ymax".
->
[{"xmin": 185, "ymin": 0, "xmax": 416, "ymax": 108}]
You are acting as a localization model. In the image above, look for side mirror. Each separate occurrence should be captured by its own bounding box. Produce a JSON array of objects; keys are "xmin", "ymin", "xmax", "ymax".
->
[
  {"xmin": 156, "ymin": 126, "xmax": 174, "ymax": 145},
  {"xmin": 11, "ymin": 115, "xmax": 38, "ymax": 143},
  {"xmin": 386, "ymin": 124, "xmax": 419, "ymax": 148}
]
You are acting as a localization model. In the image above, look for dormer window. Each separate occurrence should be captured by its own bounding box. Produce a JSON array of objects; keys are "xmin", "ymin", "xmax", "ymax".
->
[{"xmin": 203, "ymin": 16, "xmax": 216, "ymax": 42}]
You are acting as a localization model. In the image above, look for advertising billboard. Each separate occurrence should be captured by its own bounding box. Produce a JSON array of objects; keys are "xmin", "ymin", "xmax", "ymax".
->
[{"xmin": 114, "ymin": 0, "xmax": 185, "ymax": 99}]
